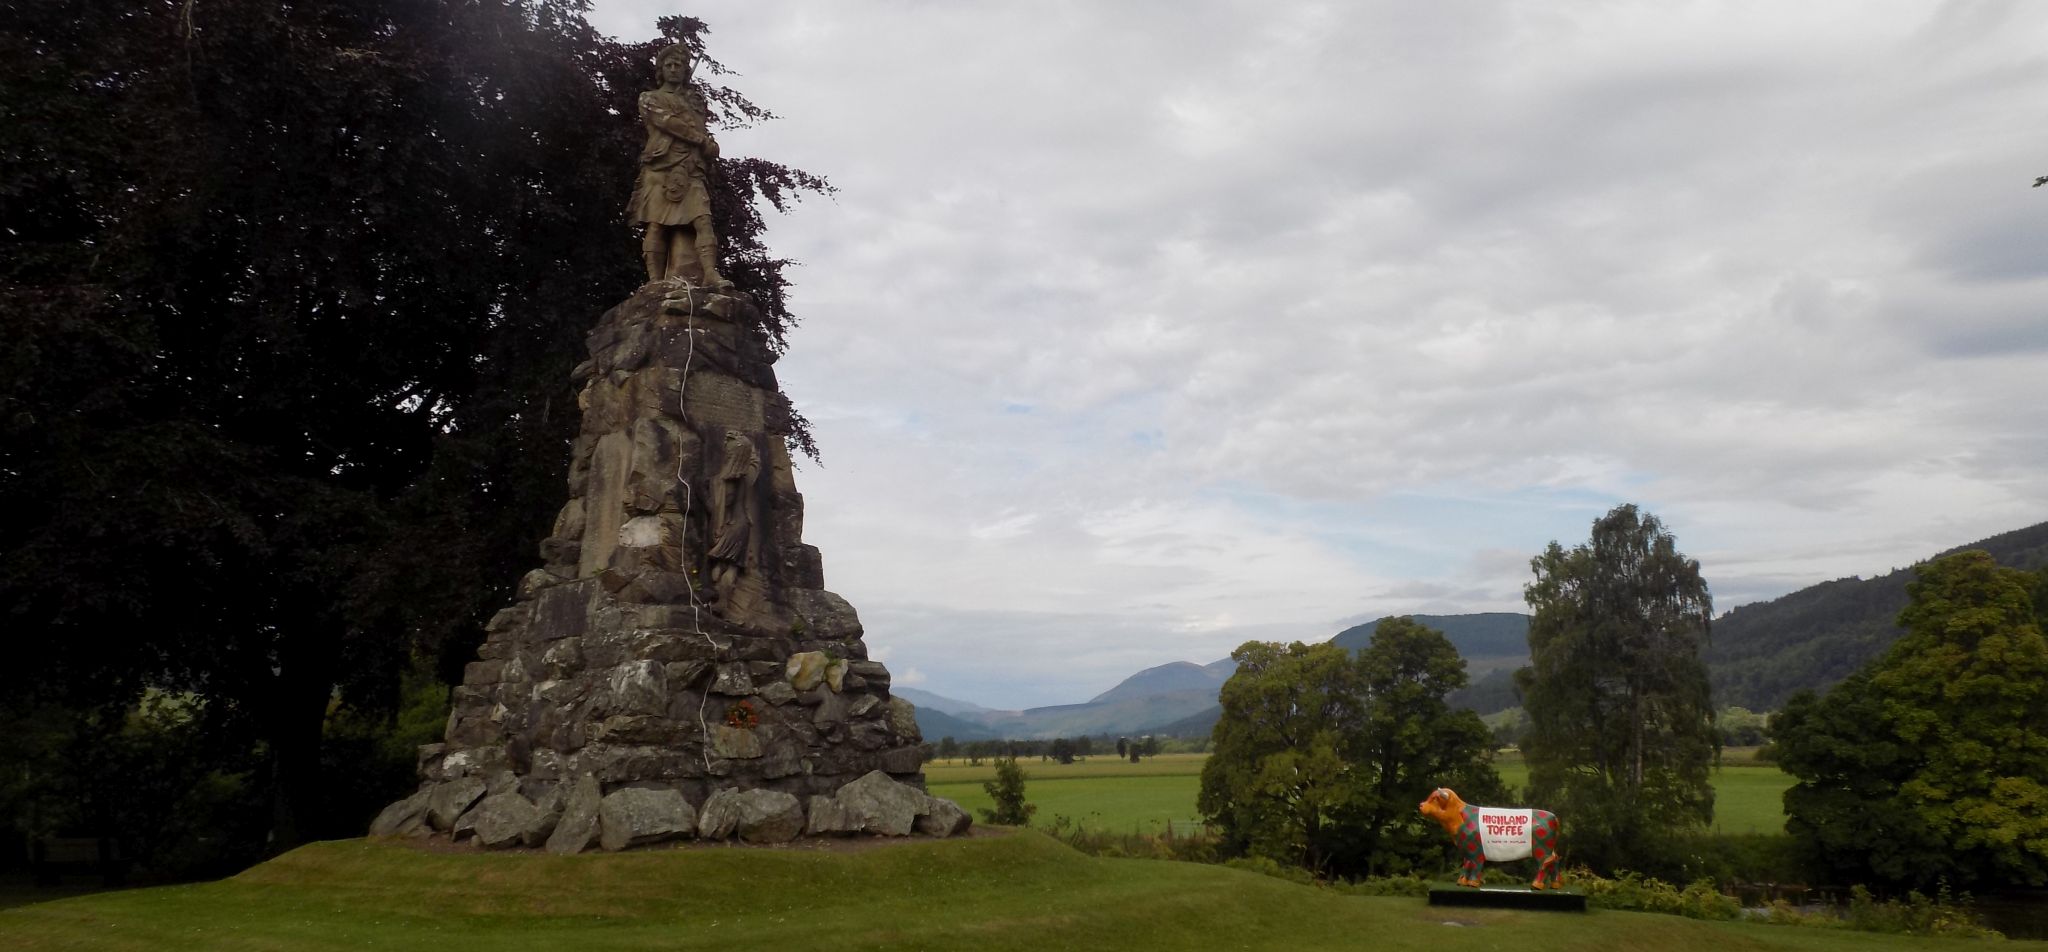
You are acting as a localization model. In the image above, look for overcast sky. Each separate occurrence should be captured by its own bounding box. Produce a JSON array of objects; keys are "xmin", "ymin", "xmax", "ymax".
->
[{"xmin": 585, "ymin": 1, "xmax": 2048, "ymax": 709}]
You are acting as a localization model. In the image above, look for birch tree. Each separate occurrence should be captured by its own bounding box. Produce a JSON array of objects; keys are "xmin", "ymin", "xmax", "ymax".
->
[{"xmin": 1517, "ymin": 504, "xmax": 1716, "ymax": 872}]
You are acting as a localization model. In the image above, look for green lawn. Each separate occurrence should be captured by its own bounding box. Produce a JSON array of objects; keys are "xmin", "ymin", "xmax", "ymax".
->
[
  {"xmin": 0, "ymin": 834, "xmax": 2024, "ymax": 952},
  {"xmin": 0, "ymin": 880, "xmax": 107, "ymax": 915},
  {"xmin": 928, "ymin": 753, "xmax": 1210, "ymax": 834},
  {"xmin": 929, "ymin": 751, "xmax": 1794, "ymax": 836},
  {"xmin": 1709, "ymin": 765, "xmax": 1797, "ymax": 835}
]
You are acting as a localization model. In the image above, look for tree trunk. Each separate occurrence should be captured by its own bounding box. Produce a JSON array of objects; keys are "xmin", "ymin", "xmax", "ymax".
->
[
  {"xmin": 1629, "ymin": 688, "xmax": 1644, "ymax": 793},
  {"xmin": 264, "ymin": 627, "xmax": 340, "ymax": 852}
]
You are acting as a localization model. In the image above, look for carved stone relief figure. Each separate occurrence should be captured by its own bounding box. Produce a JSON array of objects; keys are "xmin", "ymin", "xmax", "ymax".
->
[
  {"xmin": 628, "ymin": 43, "xmax": 731, "ymax": 288},
  {"xmin": 708, "ymin": 429, "xmax": 761, "ymax": 603}
]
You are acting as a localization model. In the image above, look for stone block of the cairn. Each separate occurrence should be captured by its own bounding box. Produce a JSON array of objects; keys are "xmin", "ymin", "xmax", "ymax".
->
[{"xmin": 375, "ymin": 282, "xmax": 967, "ymax": 851}]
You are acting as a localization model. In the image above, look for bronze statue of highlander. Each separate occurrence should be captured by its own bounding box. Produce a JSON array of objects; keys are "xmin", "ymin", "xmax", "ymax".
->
[{"xmin": 629, "ymin": 43, "xmax": 731, "ymax": 288}]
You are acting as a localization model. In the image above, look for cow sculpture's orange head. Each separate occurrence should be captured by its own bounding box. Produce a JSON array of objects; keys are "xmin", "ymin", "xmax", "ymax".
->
[{"xmin": 1418, "ymin": 787, "xmax": 1468, "ymax": 834}]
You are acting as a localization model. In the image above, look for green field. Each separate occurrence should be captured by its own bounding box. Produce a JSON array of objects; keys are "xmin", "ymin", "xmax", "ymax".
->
[
  {"xmin": 1, "ymin": 833, "xmax": 2025, "ymax": 952},
  {"xmin": 928, "ymin": 753, "xmax": 1212, "ymax": 834},
  {"xmin": 929, "ymin": 751, "xmax": 1796, "ymax": 836},
  {"xmin": 1706, "ymin": 764, "xmax": 1798, "ymax": 835}
]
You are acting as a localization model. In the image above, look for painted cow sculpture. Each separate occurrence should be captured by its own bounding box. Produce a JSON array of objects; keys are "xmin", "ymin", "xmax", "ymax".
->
[{"xmin": 1417, "ymin": 787, "xmax": 1562, "ymax": 889}]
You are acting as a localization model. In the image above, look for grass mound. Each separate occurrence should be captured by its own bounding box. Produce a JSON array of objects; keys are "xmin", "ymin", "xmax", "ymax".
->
[{"xmin": 0, "ymin": 832, "xmax": 2021, "ymax": 951}]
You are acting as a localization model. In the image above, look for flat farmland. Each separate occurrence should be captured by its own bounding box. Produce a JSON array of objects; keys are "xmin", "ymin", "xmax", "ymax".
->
[
  {"xmin": 1708, "ymin": 763, "xmax": 1797, "ymax": 834},
  {"xmin": 927, "ymin": 753, "xmax": 1209, "ymax": 834},
  {"xmin": 1492, "ymin": 749, "xmax": 1791, "ymax": 835},
  {"xmin": 927, "ymin": 751, "xmax": 1793, "ymax": 836}
]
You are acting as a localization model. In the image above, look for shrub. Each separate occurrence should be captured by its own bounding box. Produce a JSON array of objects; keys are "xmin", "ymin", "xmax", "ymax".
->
[
  {"xmin": 1040, "ymin": 815, "xmax": 1219, "ymax": 864},
  {"xmin": 1843, "ymin": 885, "xmax": 2001, "ymax": 939},
  {"xmin": 1755, "ymin": 887, "xmax": 2000, "ymax": 938},
  {"xmin": 979, "ymin": 756, "xmax": 1035, "ymax": 826},
  {"xmin": 1223, "ymin": 855, "xmax": 1318, "ymax": 886},
  {"xmin": 1331, "ymin": 874, "xmax": 1432, "ymax": 898},
  {"xmin": 1665, "ymin": 832, "xmax": 1806, "ymax": 885},
  {"xmin": 1560, "ymin": 867, "xmax": 1740, "ymax": 920}
]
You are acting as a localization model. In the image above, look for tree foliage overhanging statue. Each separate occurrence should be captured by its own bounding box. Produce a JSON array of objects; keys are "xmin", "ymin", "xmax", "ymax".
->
[
  {"xmin": 0, "ymin": 1, "xmax": 826, "ymax": 861},
  {"xmin": 1516, "ymin": 503, "xmax": 1717, "ymax": 873}
]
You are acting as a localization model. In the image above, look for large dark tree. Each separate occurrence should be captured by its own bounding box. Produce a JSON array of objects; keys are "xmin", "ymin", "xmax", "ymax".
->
[
  {"xmin": 1199, "ymin": 641, "xmax": 1366, "ymax": 874},
  {"xmin": 1343, "ymin": 617, "xmax": 1506, "ymax": 874},
  {"xmin": 1517, "ymin": 503, "xmax": 1717, "ymax": 872},
  {"xmin": 1776, "ymin": 550, "xmax": 2048, "ymax": 889},
  {"xmin": 0, "ymin": 1, "xmax": 825, "ymax": 855},
  {"xmin": 1198, "ymin": 622, "xmax": 1503, "ymax": 879}
]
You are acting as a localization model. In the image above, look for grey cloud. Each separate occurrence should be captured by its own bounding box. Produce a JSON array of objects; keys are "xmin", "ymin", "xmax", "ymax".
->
[
  {"xmin": 587, "ymin": 1, "xmax": 2048, "ymax": 702},
  {"xmin": 1926, "ymin": 214, "xmax": 2048, "ymax": 285},
  {"xmin": 858, "ymin": 602, "xmax": 1316, "ymax": 709}
]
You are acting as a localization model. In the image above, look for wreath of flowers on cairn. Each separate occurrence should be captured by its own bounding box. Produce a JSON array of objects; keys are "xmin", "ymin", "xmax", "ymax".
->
[{"xmin": 724, "ymin": 699, "xmax": 760, "ymax": 730}]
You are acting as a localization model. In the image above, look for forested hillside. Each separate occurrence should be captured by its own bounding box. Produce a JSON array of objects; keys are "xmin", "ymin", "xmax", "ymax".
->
[
  {"xmin": 912, "ymin": 706, "xmax": 999, "ymax": 742},
  {"xmin": 1331, "ymin": 612, "xmax": 1530, "ymax": 672},
  {"xmin": 1445, "ymin": 667, "xmax": 1520, "ymax": 716},
  {"xmin": 1334, "ymin": 613, "xmax": 1531, "ymax": 716},
  {"xmin": 1707, "ymin": 520, "xmax": 2048, "ymax": 710}
]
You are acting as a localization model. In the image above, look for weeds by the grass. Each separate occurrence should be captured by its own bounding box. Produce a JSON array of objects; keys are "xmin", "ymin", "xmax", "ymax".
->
[
  {"xmin": 1039, "ymin": 814, "xmax": 1220, "ymax": 864},
  {"xmin": 1220, "ymin": 856, "xmax": 1318, "ymax": 886},
  {"xmin": 1238, "ymin": 862, "xmax": 2002, "ymax": 941},
  {"xmin": 1327, "ymin": 873, "xmax": 1432, "ymax": 898},
  {"xmin": 1559, "ymin": 867, "xmax": 1741, "ymax": 920},
  {"xmin": 1755, "ymin": 885, "xmax": 2004, "ymax": 939}
]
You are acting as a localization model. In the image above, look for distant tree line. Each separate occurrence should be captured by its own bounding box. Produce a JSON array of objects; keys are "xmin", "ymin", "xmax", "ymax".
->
[
  {"xmin": 931, "ymin": 735, "xmax": 1182, "ymax": 766},
  {"xmin": 928, "ymin": 732, "xmax": 1207, "ymax": 766}
]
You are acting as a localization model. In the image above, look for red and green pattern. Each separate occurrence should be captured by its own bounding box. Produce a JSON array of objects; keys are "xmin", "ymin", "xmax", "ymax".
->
[
  {"xmin": 1419, "ymin": 788, "xmax": 1564, "ymax": 889},
  {"xmin": 1451, "ymin": 804, "xmax": 1562, "ymax": 888}
]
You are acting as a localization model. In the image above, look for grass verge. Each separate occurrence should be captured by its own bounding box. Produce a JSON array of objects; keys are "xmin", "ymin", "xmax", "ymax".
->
[{"xmin": 1, "ymin": 833, "xmax": 2034, "ymax": 952}]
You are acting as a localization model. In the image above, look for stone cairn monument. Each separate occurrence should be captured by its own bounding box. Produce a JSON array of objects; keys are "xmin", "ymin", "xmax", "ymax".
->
[{"xmin": 370, "ymin": 43, "xmax": 967, "ymax": 853}]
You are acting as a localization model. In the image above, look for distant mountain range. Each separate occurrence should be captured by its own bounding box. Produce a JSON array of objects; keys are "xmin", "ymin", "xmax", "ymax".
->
[
  {"xmin": 1088, "ymin": 659, "xmax": 1237, "ymax": 704},
  {"xmin": 905, "ymin": 616, "xmax": 1535, "ymax": 740},
  {"xmin": 900, "ymin": 664, "xmax": 1228, "ymax": 742},
  {"xmin": 907, "ymin": 705, "xmax": 1001, "ymax": 742},
  {"xmin": 902, "ymin": 518, "xmax": 2048, "ymax": 741},
  {"xmin": 893, "ymin": 687, "xmax": 993, "ymax": 717}
]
